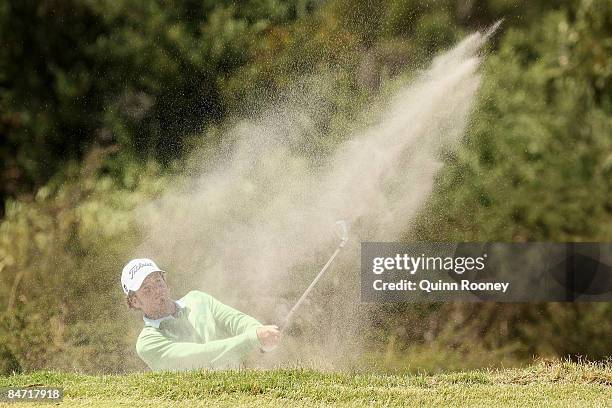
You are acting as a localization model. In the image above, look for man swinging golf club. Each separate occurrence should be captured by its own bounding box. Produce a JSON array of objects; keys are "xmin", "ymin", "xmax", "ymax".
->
[
  {"xmin": 124, "ymin": 221, "xmax": 348, "ymax": 371},
  {"xmin": 122, "ymin": 259, "xmax": 281, "ymax": 371}
]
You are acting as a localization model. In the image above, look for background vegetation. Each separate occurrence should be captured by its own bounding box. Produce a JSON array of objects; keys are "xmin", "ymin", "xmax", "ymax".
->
[{"xmin": 1, "ymin": 0, "xmax": 610, "ymax": 374}]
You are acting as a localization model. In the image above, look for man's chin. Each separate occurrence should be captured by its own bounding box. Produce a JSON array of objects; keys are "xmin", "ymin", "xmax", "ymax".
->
[{"xmin": 156, "ymin": 298, "xmax": 173, "ymax": 310}]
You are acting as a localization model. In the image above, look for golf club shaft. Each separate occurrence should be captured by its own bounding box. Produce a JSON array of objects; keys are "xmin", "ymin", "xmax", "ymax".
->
[{"xmin": 281, "ymin": 245, "xmax": 343, "ymax": 333}]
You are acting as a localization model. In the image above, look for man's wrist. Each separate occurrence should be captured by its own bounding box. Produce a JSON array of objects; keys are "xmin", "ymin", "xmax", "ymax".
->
[{"xmin": 248, "ymin": 325, "xmax": 263, "ymax": 349}]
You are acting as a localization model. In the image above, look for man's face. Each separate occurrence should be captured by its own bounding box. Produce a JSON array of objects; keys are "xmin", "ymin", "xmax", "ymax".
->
[{"xmin": 131, "ymin": 271, "xmax": 171, "ymax": 315}]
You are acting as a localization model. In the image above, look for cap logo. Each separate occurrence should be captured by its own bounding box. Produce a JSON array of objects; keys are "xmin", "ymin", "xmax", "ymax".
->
[{"xmin": 129, "ymin": 261, "xmax": 153, "ymax": 279}]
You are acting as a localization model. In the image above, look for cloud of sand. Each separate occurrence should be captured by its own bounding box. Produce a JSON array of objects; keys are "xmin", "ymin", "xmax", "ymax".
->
[{"xmin": 132, "ymin": 26, "xmax": 496, "ymax": 369}]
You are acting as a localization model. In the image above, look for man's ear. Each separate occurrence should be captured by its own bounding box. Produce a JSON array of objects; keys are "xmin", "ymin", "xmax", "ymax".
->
[{"xmin": 127, "ymin": 293, "xmax": 142, "ymax": 310}]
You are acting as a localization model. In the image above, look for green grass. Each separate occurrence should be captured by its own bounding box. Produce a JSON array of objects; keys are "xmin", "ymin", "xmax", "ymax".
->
[{"xmin": 0, "ymin": 359, "xmax": 610, "ymax": 407}]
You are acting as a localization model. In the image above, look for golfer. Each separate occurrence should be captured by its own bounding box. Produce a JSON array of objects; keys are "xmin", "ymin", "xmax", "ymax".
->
[{"xmin": 121, "ymin": 258, "xmax": 280, "ymax": 371}]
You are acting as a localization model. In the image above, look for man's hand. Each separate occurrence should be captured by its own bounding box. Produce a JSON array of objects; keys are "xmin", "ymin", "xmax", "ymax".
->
[{"xmin": 256, "ymin": 325, "xmax": 281, "ymax": 352}]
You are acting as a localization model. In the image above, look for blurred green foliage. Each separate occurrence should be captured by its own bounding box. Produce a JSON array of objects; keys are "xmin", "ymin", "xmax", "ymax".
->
[
  {"xmin": 0, "ymin": 0, "xmax": 610, "ymax": 373},
  {"xmin": 0, "ymin": 0, "xmax": 302, "ymax": 209},
  {"xmin": 405, "ymin": 0, "xmax": 611, "ymax": 365},
  {"xmin": 414, "ymin": 2, "xmax": 611, "ymax": 242},
  {"xmin": 0, "ymin": 147, "xmax": 168, "ymax": 373}
]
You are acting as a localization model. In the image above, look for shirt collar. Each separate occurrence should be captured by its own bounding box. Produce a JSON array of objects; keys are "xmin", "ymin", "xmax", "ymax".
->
[{"xmin": 143, "ymin": 298, "xmax": 187, "ymax": 329}]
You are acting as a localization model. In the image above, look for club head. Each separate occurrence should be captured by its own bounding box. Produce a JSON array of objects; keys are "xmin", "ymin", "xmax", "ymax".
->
[{"xmin": 335, "ymin": 220, "xmax": 349, "ymax": 247}]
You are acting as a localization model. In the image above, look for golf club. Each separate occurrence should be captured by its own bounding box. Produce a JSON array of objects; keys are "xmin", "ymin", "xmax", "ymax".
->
[{"xmin": 281, "ymin": 220, "xmax": 349, "ymax": 334}]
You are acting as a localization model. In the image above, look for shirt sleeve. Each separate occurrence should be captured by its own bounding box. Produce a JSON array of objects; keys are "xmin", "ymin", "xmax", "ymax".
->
[
  {"xmin": 203, "ymin": 291, "xmax": 264, "ymax": 337},
  {"xmin": 136, "ymin": 327, "xmax": 261, "ymax": 371}
]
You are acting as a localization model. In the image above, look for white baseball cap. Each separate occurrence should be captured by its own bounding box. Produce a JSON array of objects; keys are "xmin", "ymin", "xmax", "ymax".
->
[{"xmin": 121, "ymin": 258, "xmax": 165, "ymax": 295}]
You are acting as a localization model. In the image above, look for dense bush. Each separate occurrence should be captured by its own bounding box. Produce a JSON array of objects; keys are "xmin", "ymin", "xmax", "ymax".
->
[
  {"xmin": 0, "ymin": 0, "xmax": 303, "ymax": 214},
  {"xmin": 0, "ymin": 148, "xmax": 168, "ymax": 373},
  {"xmin": 404, "ymin": 0, "xmax": 611, "ymax": 361}
]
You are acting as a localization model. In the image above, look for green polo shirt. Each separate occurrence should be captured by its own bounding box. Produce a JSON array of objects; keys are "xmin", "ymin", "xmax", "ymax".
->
[{"xmin": 135, "ymin": 290, "xmax": 263, "ymax": 371}]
